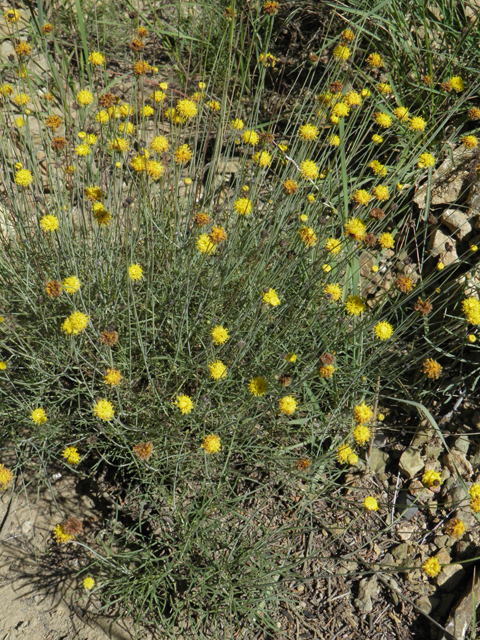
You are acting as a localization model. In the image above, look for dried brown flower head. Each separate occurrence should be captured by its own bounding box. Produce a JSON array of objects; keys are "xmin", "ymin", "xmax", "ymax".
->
[
  {"xmin": 320, "ymin": 352, "xmax": 335, "ymax": 366},
  {"xmin": 62, "ymin": 516, "xmax": 83, "ymax": 536},
  {"xmin": 194, "ymin": 212, "xmax": 210, "ymax": 227},
  {"xmin": 414, "ymin": 298, "xmax": 432, "ymax": 316},
  {"xmin": 46, "ymin": 280, "xmax": 62, "ymax": 299},
  {"xmin": 440, "ymin": 81, "xmax": 452, "ymax": 92},
  {"xmin": 45, "ymin": 114, "xmax": 62, "ymax": 130},
  {"xmin": 278, "ymin": 373, "xmax": 291, "ymax": 386},
  {"xmin": 133, "ymin": 60, "xmax": 151, "ymax": 76},
  {"xmin": 369, "ymin": 208, "xmax": 385, "ymax": 220},
  {"xmin": 420, "ymin": 75, "xmax": 431, "ymax": 85},
  {"xmin": 296, "ymin": 458, "xmax": 311, "ymax": 471},
  {"xmin": 51, "ymin": 136, "xmax": 67, "ymax": 151},
  {"xmin": 133, "ymin": 441, "xmax": 153, "ymax": 462},
  {"xmin": 100, "ymin": 328, "xmax": 119, "ymax": 346},
  {"xmin": 444, "ymin": 517, "xmax": 465, "ymax": 538},
  {"xmin": 330, "ymin": 81, "xmax": 343, "ymax": 94},
  {"xmin": 41, "ymin": 23, "xmax": 53, "ymax": 34},
  {"xmin": 259, "ymin": 132, "xmax": 275, "ymax": 144},
  {"xmin": 363, "ymin": 232, "xmax": 376, "ymax": 246},
  {"xmin": 263, "ymin": 0, "xmax": 280, "ymax": 14},
  {"xmin": 137, "ymin": 26, "xmax": 148, "ymax": 38},
  {"xmin": 130, "ymin": 38, "xmax": 145, "ymax": 52},
  {"xmin": 308, "ymin": 53, "xmax": 319, "ymax": 64},
  {"xmin": 468, "ymin": 107, "xmax": 480, "ymax": 121},
  {"xmin": 396, "ymin": 276, "xmax": 415, "ymax": 293},
  {"xmin": 282, "ymin": 179, "xmax": 298, "ymax": 195},
  {"xmin": 209, "ymin": 226, "xmax": 227, "ymax": 244},
  {"xmin": 98, "ymin": 92, "xmax": 116, "ymax": 108},
  {"xmin": 15, "ymin": 42, "xmax": 31, "ymax": 56}
]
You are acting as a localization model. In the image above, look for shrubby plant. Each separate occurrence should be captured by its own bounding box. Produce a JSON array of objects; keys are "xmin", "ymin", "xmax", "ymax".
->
[{"xmin": 0, "ymin": 0, "xmax": 479, "ymax": 635}]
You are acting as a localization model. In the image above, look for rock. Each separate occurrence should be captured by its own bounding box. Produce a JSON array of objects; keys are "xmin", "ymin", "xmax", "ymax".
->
[
  {"xmin": 453, "ymin": 435, "xmax": 470, "ymax": 455},
  {"xmin": 436, "ymin": 563, "xmax": 465, "ymax": 590},
  {"xmin": 424, "ymin": 444, "xmax": 443, "ymax": 459},
  {"xmin": 369, "ymin": 446, "xmax": 389, "ymax": 473},
  {"xmin": 436, "ymin": 592, "xmax": 456, "ymax": 619},
  {"xmin": 354, "ymin": 576, "xmax": 379, "ymax": 613},
  {"xmin": 21, "ymin": 520, "xmax": 32, "ymax": 536},
  {"xmin": 441, "ymin": 209, "xmax": 473, "ymax": 241},
  {"xmin": 434, "ymin": 535, "xmax": 449, "ymax": 549},
  {"xmin": 395, "ymin": 489, "xmax": 419, "ymax": 520},
  {"xmin": 471, "ymin": 410, "xmax": 480, "ymax": 429},
  {"xmin": 399, "ymin": 448, "xmax": 424, "ymax": 478},
  {"xmin": 392, "ymin": 542, "xmax": 410, "ymax": 564},
  {"xmin": 416, "ymin": 595, "xmax": 440, "ymax": 615},
  {"xmin": 379, "ymin": 553, "xmax": 395, "ymax": 567},
  {"xmin": 427, "ymin": 228, "xmax": 458, "ymax": 266},
  {"xmin": 445, "ymin": 484, "xmax": 470, "ymax": 508},
  {"xmin": 412, "ymin": 427, "xmax": 434, "ymax": 448},
  {"xmin": 397, "ymin": 522, "xmax": 417, "ymax": 541},
  {"xmin": 436, "ymin": 548, "xmax": 452, "ymax": 565},
  {"xmin": 443, "ymin": 450, "xmax": 473, "ymax": 480}
]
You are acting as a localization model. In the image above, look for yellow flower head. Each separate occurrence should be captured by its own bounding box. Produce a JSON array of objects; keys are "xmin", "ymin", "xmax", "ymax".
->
[
  {"xmin": 393, "ymin": 107, "xmax": 409, "ymax": 121},
  {"xmin": 31, "ymin": 407, "xmax": 47, "ymax": 424},
  {"xmin": 61, "ymin": 311, "xmax": 89, "ymax": 336},
  {"xmin": 319, "ymin": 364, "xmax": 335, "ymax": 378},
  {"xmin": 62, "ymin": 446, "xmax": 81, "ymax": 465},
  {"xmin": 128, "ymin": 264, "xmax": 143, "ymax": 281},
  {"xmin": 378, "ymin": 232, "xmax": 394, "ymax": 248},
  {"xmin": 253, "ymin": 150, "xmax": 272, "ymax": 167},
  {"xmin": 332, "ymin": 102, "xmax": 350, "ymax": 118},
  {"xmin": 409, "ymin": 116, "xmax": 426, "ymax": 132},
  {"xmin": 352, "ymin": 189, "xmax": 371, "ymax": 206},
  {"xmin": 374, "ymin": 321, "xmax": 393, "ymax": 340},
  {"xmin": 337, "ymin": 444, "xmax": 353, "ymax": 463},
  {"xmin": 0, "ymin": 464, "xmax": 13, "ymax": 489},
  {"xmin": 248, "ymin": 377, "xmax": 268, "ymax": 396},
  {"xmin": 234, "ymin": 197, "xmax": 253, "ymax": 216},
  {"xmin": 345, "ymin": 218, "xmax": 366, "ymax": 241},
  {"xmin": 175, "ymin": 394, "xmax": 193, "ymax": 415},
  {"xmin": 372, "ymin": 112, "xmax": 392, "ymax": 128},
  {"xmin": 211, "ymin": 325, "xmax": 229, "ymax": 345},
  {"xmin": 422, "ymin": 557, "xmax": 441, "ymax": 578},
  {"xmin": 174, "ymin": 144, "xmax": 192, "ymax": 164},
  {"xmin": 369, "ymin": 160, "xmax": 387, "ymax": 176},
  {"xmin": 93, "ymin": 399, "xmax": 114, "ymax": 421},
  {"xmin": 422, "ymin": 469, "xmax": 442, "ymax": 487},
  {"xmin": 449, "ymin": 76, "xmax": 464, "ymax": 92},
  {"xmin": 196, "ymin": 233, "xmax": 216, "ymax": 254},
  {"xmin": 323, "ymin": 284, "xmax": 342, "ymax": 301},
  {"xmin": 279, "ymin": 395, "xmax": 297, "ymax": 415},
  {"xmin": 150, "ymin": 135, "xmax": 169, "ymax": 154},
  {"xmin": 53, "ymin": 524, "xmax": 73, "ymax": 544},
  {"xmin": 325, "ymin": 237, "xmax": 342, "ymax": 254},
  {"xmin": 298, "ymin": 124, "xmax": 319, "ymax": 140},
  {"xmin": 262, "ymin": 288, "xmax": 280, "ymax": 306},
  {"xmin": 63, "ymin": 276, "xmax": 80, "ymax": 293},
  {"xmin": 208, "ymin": 361, "xmax": 227, "ymax": 380},
  {"xmin": 422, "ymin": 358, "xmax": 442, "ymax": 379},
  {"xmin": 77, "ymin": 90, "xmax": 93, "ymax": 106},
  {"xmin": 242, "ymin": 130, "xmax": 259, "ymax": 145},
  {"xmin": 417, "ymin": 152, "xmax": 435, "ymax": 169},
  {"xmin": 83, "ymin": 577, "xmax": 95, "ymax": 590},
  {"xmin": 103, "ymin": 368, "xmax": 122, "ymax": 386},
  {"xmin": 345, "ymin": 295, "xmax": 365, "ymax": 316},
  {"xmin": 201, "ymin": 434, "xmax": 221, "ymax": 454},
  {"xmin": 40, "ymin": 214, "xmax": 59, "ymax": 232},
  {"xmin": 353, "ymin": 425, "xmax": 371, "ymax": 445},
  {"xmin": 286, "ymin": 352, "xmax": 297, "ymax": 363},
  {"xmin": 14, "ymin": 169, "xmax": 33, "ymax": 187},
  {"xmin": 462, "ymin": 135, "xmax": 478, "ymax": 149},
  {"xmin": 333, "ymin": 45, "xmax": 350, "ymax": 60},
  {"xmin": 300, "ymin": 159, "xmax": 319, "ymax": 180},
  {"xmin": 298, "ymin": 225, "xmax": 317, "ymax": 247},
  {"xmin": 353, "ymin": 402, "xmax": 373, "ymax": 424},
  {"xmin": 366, "ymin": 52, "xmax": 383, "ymax": 68},
  {"xmin": 88, "ymin": 51, "xmax": 105, "ymax": 66},
  {"xmin": 363, "ymin": 496, "xmax": 378, "ymax": 511}
]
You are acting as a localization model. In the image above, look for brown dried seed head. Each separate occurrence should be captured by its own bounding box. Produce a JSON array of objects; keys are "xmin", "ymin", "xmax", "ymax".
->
[
  {"xmin": 369, "ymin": 208, "xmax": 384, "ymax": 220},
  {"xmin": 396, "ymin": 276, "xmax": 415, "ymax": 293},
  {"xmin": 194, "ymin": 212, "xmax": 210, "ymax": 227},
  {"xmin": 51, "ymin": 136, "xmax": 67, "ymax": 151},
  {"xmin": 363, "ymin": 232, "xmax": 376, "ymax": 246},
  {"xmin": 414, "ymin": 298, "xmax": 433, "ymax": 316},
  {"xmin": 62, "ymin": 516, "xmax": 83, "ymax": 536},
  {"xmin": 98, "ymin": 92, "xmax": 116, "ymax": 108},
  {"xmin": 330, "ymin": 81, "xmax": 343, "ymax": 94},
  {"xmin": 46, "ymin": 280, "xmax": 62, "ymax": 298},
  {"xmin": 130, "ymin": 38, "xmax": 145, "ymax": 52},
  {"xmin": 320, "ymin": 352, "xmax": 335, "ymax": 366},
  {"xmin": 279, "ymin": 374, "xmax": 291, "ymax": 386},
  {"xmin": 100, "ymin": 329, "xmax": 119, "ymax": 346},
  {"xmin": 296, "ymin": 458, "xmax": 311, "ymax": 471},
  {"xmin": 133, "ymin": 441, "xmax": 153, "ymax": 461}
]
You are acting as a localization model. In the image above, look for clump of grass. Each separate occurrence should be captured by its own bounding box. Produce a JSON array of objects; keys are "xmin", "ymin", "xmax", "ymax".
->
[{"xmin": 0, "ymin": 0, "xmax": 479, "ymax": 636}]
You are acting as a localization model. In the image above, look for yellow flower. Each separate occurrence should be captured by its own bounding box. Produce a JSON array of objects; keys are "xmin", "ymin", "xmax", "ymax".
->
[
  {"xmin": 345, "ymin": 218, "xmax": 366, "ymax": 241},
  {"xmin": 31, "ymin": 408, "xmax": 47, "ymax": 424},
  {"xmin": 0, "ymin": 361, "xmax": 7, "ymax": 370},
  {"xmin": 344, "ymin": 91, "xmax": 361, "ymax": 106},
  {"xmin": 96, "ymin": 110, "xmax": 109, "ymax": 124},
  {"xmin": 248, "ymin": 377, "xmax": 268, "ymax": 396},
  {"xmin": 103, "ymin": 368, "xmax": 122, "ymax": 386},
  {"xmin": 242, "ymin": 130, "xmax": 259, "ymax": 145},
  {"xmin": 374, "ymin": 321, "xmax": 393, "ymax": 340},
  {"xmin": 337, "ymin": 444, "xmax": 353, "ymax": 463},
  {"xmin": 0, "ymin": 464, "xmax": 13, "ymax": 489},
  {"xmin": 353, "ymin": 402, "xmax": 373, "ymax": 423},
  {"xmin": 4, "ymin": 8, "xmax": 20, "ymax": 22},
  {"xmin": 325, "ymin": 237, "xmax": 342, "ymax": 254},
  {"xmin": 468, "ymin": 334, "xmax": 476, "ymax": 343},
  {"xmin": 298, "ymin": 225, "xmax": 317, "ymax": 247},
  {"xmin": 378, "ymin": 232, "xmax": 394, "ymax": 248},
  {"xmin": 363, "ymin": 496, "xmax": 378, "ymax": 511},
  {"xmin": 377, "ymin": 82, "xmax": 391, "ymax": 95},
  {"xmin": 62, "ymin": 446, "xmax": 81, "ymax": 465},
  {"xmin": 345, "ymin": 295, "xmax": 365, "ymax": 316},
  {"xmin": 88, "ymin": 51, "xmax": 105, "ymax": 66},
  {"xmin": 285, "ymin": 352, "xmax": 297, "ymax": 363},
  {"xmin": 75, "ymin": 144, "xmax": 91, "ymax": 157},
  {"xmin": 372, "ymin": 112, "xmax": 392, "ymax": 128},
  {"xmin": 128, "ymin": 264, "xmax": 143, "ymax": 281},
  {"xmin": 12, "ymin": 92, "xmax": 29, "ymax": 106},
  {"xmin": 201, "ymin": 434, "xmax": 221, "ymax": 454},
  {"xmin": 352, "ymin": 189, "xmax": 371, "ymax": 206},
  {"xmin": 85, "ymin": 185, "xmax": 103, "ymax": 201},
  {"xmin": 422, "ymin": 469, "xmax": 442, "ymax": 487},
  {"xmin": 63, "ymin": 276, "xmax": 80, "ymax": 293},
  {"xmin": 462, "ymin": 135, "xmax": 478, "ymax": 149},
  {"xmin": 174, "ymin": 144, "xmax": 192, "ymax": 164},
  {"xmin": 366, "ymin": 52, "xmax": 383, "ymax": 68},
  {"xmin": 422, "ymin": 358, "xmax": 442, "ymax": 379},
  {"xmin": 53, "ymin": 524, "xmax": 73, "ymax": 544},
  {"xmin": 149, "ymin": 90, "xmax": 166, "ymax": 103},
  {"xmin": 353, "ymin": 425, "xmax": 371, "ymax": 445},
  {"xmin": 196, "ymin": 233, "xmax": 216, "ymax": 254},
  {"xmin": 14, "ymin": 169, "xmax": 33, "ymax": 187},
  {"xmin": 61, "ymin": 311, "xmax": 89, "ymax": 336},
  {"xmin": 323, "ymin": 284, "xmax": 342, "ymax": 301},
  {"xmin": 371, "ymin": 134, "xmax": 383, "ymax": 144},
  {"xmin": 211, "ymin": 325, "xmax": 229, "ymax": 345},
  {"xmin": 369, "ymin": 160, "xmax": 387, "ymax": 176},
  {"xmin": 40, "ymin": 215, "xmax": 59, "ymax": 232},
  {"xmin": 77, "ymin": 90, "xmax": 93, "ymax": 106},
  {"xmin": 150, "ymin": 136, "xmax": 169, "ymax": 153},
  {"xmin": 300, "ymin": 160, "xmax": 319, "ymax": 180},
  {"xmin": 279, "ymin": 395, "xmax": 297, "ymax": 415},
  {"xmin": 175, "ymin": 394, "xmax": 193, "ymax": 415},
  {"xmin": 328, "ymin": 135, "xmax": 340, "ymax": 146},
  {"xmin": 319, "ymin": 364, "xmax": 335, "ymax": 378},
  {"xmin": 333, "ymin": 45, "xmax": 350, "ymax": 60},
  {"xmin": 108, "ymin": 138, "xmax": 129, "ymax": 152},
  {"xmin": 209, "ymin": 361, "xmax": 227, "ymax": 380},
  {"xmin": 418, "ymin": 152, "xmax": 435, "ymax": 169},
  {"xmin": 332, "ymin": 102, "xmax": 350, "ymax": 118},
  {"xmin": 409, "ymin": 116, "xmax": 426, "ymax": 131},
  {"xmin": 393, "ymin": 107, "xmax": 409, "ymax": 121},
  {"xmin": 449, "ymin": 76, "xmax": 464, "ymax": 92},
  {"xmin": 83, "ymin": 577, "xmax": 95, "ymax": 590},
  {"xmin": 93, "ymin": 399, "xmax": 114, "ymax": 421},
  {"xmin": 262, "ymin": 288, "xmax": 280, "ymax": 306},
  {"xmin": 422, "ymin": 557, "xmax": 441, "ymax": 578},
  {"xmin": 234, "ymin": 197, "xmax": 253, "ymax": 216},
  {"xmin": 231, "ymin": 118, "xmax": 244, "ymax": 130},
  {"xmin": 253, "ymin": 150, "xmax": 272, "ymax": 167},
  {"xmin": 298, "ymin": 124, "xmax": 319, "ymax": 140}
]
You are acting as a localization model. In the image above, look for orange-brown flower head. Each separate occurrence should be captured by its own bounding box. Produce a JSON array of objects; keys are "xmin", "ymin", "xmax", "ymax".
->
[
  {"xmin": 100, "ymin": 328, "xmax": 119, "ymax": 346},
  {"xmin": 45, "ymin": 115, "xmax": 62, "ymax": 131},
  {"xmin": 396, "ymin": 276, "xmax": 415, "ymax": 293},
  {"xmin": 46, "ymin": 280, "xmax": 62, "ymax": 299},
  {"xmin": 98, "ymin": 92, "xmax": 116, "ymax": 108},
  {"xmin": 296, "ymin": 458, "xmax": 311, "ymax": 471},
  {"xmin": 414, "ymin": 298, "xmax": 432, "ymax": 316},
  {"xmin": 194, "ymin": 212, "xmax": 210, "ymax": 227},
  {"xmin": 51, "ymin": 136, "xmax": 67, "ymax": 151},
  {"xmin": 209, "ymin": 226, "xmax": 227, "ymax": 245},
  {"xmin": 62, "ymin": 516, "xmax": 83, "ymax": 536},
  {"xmin": 130, "ymin": 38, "xmax": 145, "ymax": 52},
  {"xmin": 133, "ymin": 441, "xmax": 153, "ymax": 461}
]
